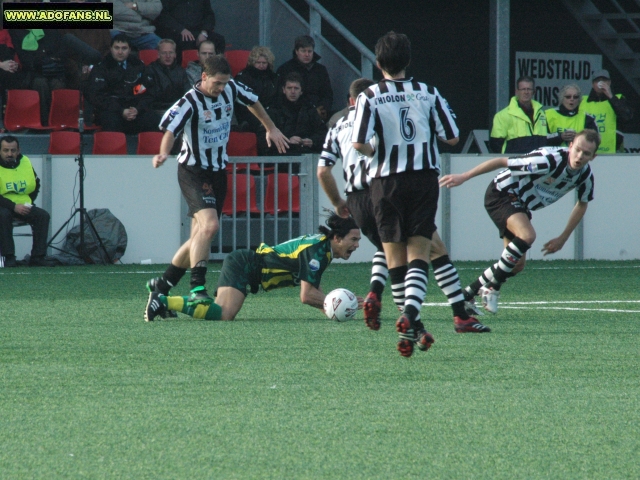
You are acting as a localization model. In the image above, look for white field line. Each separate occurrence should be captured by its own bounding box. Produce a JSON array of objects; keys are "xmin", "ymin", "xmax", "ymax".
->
[{"xmin": 423, "ymin": 300, "xmax": 640, "ymax": 314}]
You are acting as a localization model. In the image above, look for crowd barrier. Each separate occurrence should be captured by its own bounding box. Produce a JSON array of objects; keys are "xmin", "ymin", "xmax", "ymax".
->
[{"xmin": 12, "ymin": 153, "xmax": 640, "ymax": 263}]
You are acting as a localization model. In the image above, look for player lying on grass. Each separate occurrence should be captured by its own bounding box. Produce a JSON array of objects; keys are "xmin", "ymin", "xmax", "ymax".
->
[
  {"xmin": 439, "ymin": 128, "xmax": 599, "ymax": 314},
  {"xmin": 145, "ymin": 213, "xmax": 363, "ymax": 321},
  {"xmin": 317, "ymin": 78, "xmax": 490, "ymax": 335}
]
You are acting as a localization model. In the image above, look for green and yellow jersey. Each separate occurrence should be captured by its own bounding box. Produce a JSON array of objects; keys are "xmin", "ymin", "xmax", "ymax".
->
[{"xmin": 256, "ymin": 234, "xmax": 333, "ymax": 291}]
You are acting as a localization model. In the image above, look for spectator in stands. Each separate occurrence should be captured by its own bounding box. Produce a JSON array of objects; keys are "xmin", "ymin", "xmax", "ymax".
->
[
  {"xmin": 111, "ymin": 0, "xmax": 162, "ymax": 51},
  {"xmin": 580, "ymin": 69, "xmax": 633, "ymax": 153},
  {"xmin": 185, "ymin": 40, "xmax": 215, "ymax": 86},
  {"xmin": 0, "ymin": 29, "xmax": 24, "ymax": 132},
  {"xmin": 144, "ymin": 39, "xmax": 191, "ymax": 114},
  {"xmin": 546, "ymin": 84, "xmax": 597, "ymax": 147},
  {"xmin": 0, "ymin": 135, "xmax": 54, "ymax": 267},
  {"xmin": 490, "ymin": 75, "xmax": 553, "ymax": 154},
  {"xmin": 259, "ymin": 72, "xmax": 327, "ymax": 156},
  {"xmin": 154, "ymin": 0, "xmax": 226, "ymax": 58},
  {"xmin": 86, "ymin": 34, "xmax": 160, "ymax": 134},
  {"xmin": 10, "ymin": 29, "xmax": 97, "ymax": 125},
  {"xmin": 234, "ymin": 46, "xmax": 278, "ymax": 133},
  {"xmin": 276, "ymin": 35, "xmax": 333, "ymax": 122}
]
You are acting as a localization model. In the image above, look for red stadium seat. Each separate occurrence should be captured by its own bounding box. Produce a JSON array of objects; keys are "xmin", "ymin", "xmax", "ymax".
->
[
  {"xmin": 92, "ymin": 131, "xmax": 127, "ymax": 155},
  {"xmin": 136, "ymin": 131, "xmax": 164, "ymax": 155},
  {"xmin": 226, "ymin": 132, "xmax": 273, "ymax": 173},
  {"xmin": 225, "ymin": 50, "xmax": 251, "ymax": 77},
  {"xmin": 48, "ymin": 89, "xmax": 100, "ymax": 131},
  {"xmin": 181, "ymin": 49, "xmax": 199, "ymax": 69},
  {"xmin": 48, "ymin": 131, "xmax": 81, "ymax": 155},
  {"xmin": 4, "ymin": 90, "xmax": 60, "ymax": 132},
  {"xmin": 138, "ymin": 49, "xmax": 157, "ymax": 66},
  {"xmin": 264, "ymin": 173, "xmax": 300, "ymax": 215},
  {"xmin": 222, "ymin": 173, "xmax": 260, "ymax": 216}
]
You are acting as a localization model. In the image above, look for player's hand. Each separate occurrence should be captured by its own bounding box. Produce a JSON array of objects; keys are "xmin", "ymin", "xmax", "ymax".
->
[
  {"xmin": 541, "ymin": 237, "xmax": 565, "ymax": 255},
  {"xmin": 181, "ymin": 29, "xmax": 195, "ymax": 42},
  {"xmin": 266, "ymin": 128, "xmax": 290, "ymax": 154},
  {"xmin": 334, "ymin": 199, "xmax": 350, "ymax": 218},
  {"xmin": 439, "ymin": 173, "xmax": 466, "ymax": 188},
  {"xmin": 152, "ymin": 153, "xmax": 169, "ymax": 168}
]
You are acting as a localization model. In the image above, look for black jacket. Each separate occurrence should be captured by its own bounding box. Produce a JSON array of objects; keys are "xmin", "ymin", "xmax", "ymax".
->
[
  {"xmin": 234, "ymin": 66, "xmax": 279, "ymax": 129},
  {"xmin": 143, "ymin": 60, "xmax": 191, "ymax": 111},
  {"xmin": 86, "ymin": 54, "xmax": 152, "ymax": 114},
  {"xmin": 276, "ymin": 52, "xmax": 333, "ymax": 113},
  {"xmin": 9, "ymin": 29, "xmax": 67, "ymax": 77},
  {"xmin": 155, "ymin": 0, "xmax": 216, "ymax": 36},
  {"xmin": 259, "ymin": 98, "xmax": 327, "ymax": 155}
]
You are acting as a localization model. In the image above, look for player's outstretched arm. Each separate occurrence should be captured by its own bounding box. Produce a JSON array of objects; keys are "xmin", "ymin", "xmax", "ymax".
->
[
  {"xmin": 152, "ymin": 130, "xmax": 175, "ymax": 168},
  {"xmin": 439, "ymin": 157, "xmax": 509, "ymax": 188},
  {"xmin": 300, "ymin": 281, "xmax": 325, "ymax": 310},
  {"xmin": 247, "ymin": 101, "xmax": 290, "ymax": 153},
  {"xmin": 542, "ymin": 201, "xmax": 588, "ymax": 255},
  {"xmin": 317, "ymin": 166, "xmax": 349, "ymax": 218}
]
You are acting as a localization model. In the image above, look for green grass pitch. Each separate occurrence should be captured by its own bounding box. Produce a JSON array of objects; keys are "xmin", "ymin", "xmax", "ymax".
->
[{"xmin": 1, "ymin": 260, "xmax": 639, "ymax": 478}]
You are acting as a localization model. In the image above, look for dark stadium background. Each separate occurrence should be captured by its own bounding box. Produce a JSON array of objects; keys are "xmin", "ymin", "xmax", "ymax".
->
[{"xmin": 286, "ymin": 0, "xmax": 640, "ymax": 152}]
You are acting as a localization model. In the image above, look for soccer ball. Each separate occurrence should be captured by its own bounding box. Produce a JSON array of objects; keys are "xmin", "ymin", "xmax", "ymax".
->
[{"xmin": 324, "ymin": 288, "xmax": 358, "ymax": 322}]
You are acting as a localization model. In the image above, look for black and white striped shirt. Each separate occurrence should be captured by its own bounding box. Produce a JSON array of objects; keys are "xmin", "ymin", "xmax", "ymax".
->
[
  {"xmin": 160, "ymin": 80, "xmax": 258, "ymax": 170},
  {"xmin": 351, "ymin": 78, "xmax": 459, "ymax": 178},
  {"xmin": 495, "ymin": 147, "xmax": 595, "ymax": 211},
  {"xmin": 318, "ymin": 107, "xmax": 370, "ymax": 193}
]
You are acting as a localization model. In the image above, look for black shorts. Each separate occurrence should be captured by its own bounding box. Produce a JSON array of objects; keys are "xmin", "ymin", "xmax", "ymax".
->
[
  {"xmin": 369, "ymin": 169, "xmax": 439, "ymax": 243},
  {"xmin": 346, "ymin": 189, "xmax": 382, "ymax": 250},
  {"xmin": 177, "ymin": 163, "xmax": 227, "ymax": 217},
  {"xmin": 484, "ymin": 181, "xmax": 532, "ymax": 240},
  {"xmin": 216, "ymin": 249, "xmax": 262, "ymax": 296}
]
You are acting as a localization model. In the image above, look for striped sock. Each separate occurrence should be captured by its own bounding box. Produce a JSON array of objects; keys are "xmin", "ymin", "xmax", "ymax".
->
[
  {"xmin": 431, "ymin": 255, "xmax": 468, "ymax": 319},
  {"xmin": 389, "ymin": 265, "xmax": 408, "ymax": 312},
  {"xmin": 475, "ymin": 237, "xmax": 531, "ymax": 292},
  {"xmin": 166, "ymin": 296, "xmax": 221, "ymax": 320},
  {"xmin": 370, "ymin": 251, "xmax": 388, "ymax": 296},
  {"xmin": 403, "ymin": 259, "xmax": 429, "ymax": 322}
]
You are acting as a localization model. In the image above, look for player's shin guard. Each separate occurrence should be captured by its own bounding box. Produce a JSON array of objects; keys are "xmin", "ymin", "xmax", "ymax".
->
[
  {"xmin": 472, "ymin": 237, "xmax": 531, "ymax": 294},
  {"xmin": 403, "ymin": 259, "xmax": 429, "ymax": 322},
  {"xmin": 389, "ymin": 265, "xmax": 408, "ymax": 312},
  {"xmin": 431, "ymin": 254, "xmax": 469, "ymax": 319}
]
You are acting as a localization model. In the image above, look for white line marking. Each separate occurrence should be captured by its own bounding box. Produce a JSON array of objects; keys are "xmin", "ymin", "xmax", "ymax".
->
[{"xmin": 423, "ymin": 300, "xmax": 640, "ymax": 314}]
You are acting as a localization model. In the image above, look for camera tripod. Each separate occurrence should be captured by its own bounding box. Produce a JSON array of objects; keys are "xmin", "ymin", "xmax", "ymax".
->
[{"xmin": 47, "ymin": 102, "xmax": 112, "ymax": 264}]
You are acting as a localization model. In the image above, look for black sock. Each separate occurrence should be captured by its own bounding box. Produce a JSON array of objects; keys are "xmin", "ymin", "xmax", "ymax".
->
[
  {"xmin": 163, "ymin": 263, "xmax": 187, "ymax": 289},
  {"xmin": 190, "ymin": 266, "xmax": 207, "ymax": 290}
]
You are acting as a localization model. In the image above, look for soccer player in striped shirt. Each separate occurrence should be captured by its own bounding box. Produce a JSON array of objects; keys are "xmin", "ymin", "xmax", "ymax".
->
[
  {"xmin": 439, "ymin": 129, "xmax": 598, "ymax": 315},
  {"xmin": 318, "ymin": 79, "xmax": 490, "ymax": 336},
  {"xmin": 352, "ymin": 31, "xmax": 461, "ymax": 357},
  {"xmin": 148, "ymin": 55, "xmax": 289, "ymax": 309}
]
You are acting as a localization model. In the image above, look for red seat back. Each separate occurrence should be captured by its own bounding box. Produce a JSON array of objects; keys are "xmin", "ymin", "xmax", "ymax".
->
[
  {"xmin": 48, "ymin": 131, "xmax": 81, "ymax": 155},
  {"xmin": 5, "ymin": 89, "xmax": 56, "ymax": 131},
  {"xmin": 181, "ymin": 49, "xmax": 199, "ymax": 68},
  {"xmin": 138, "ymin": 49, "xmax": 157, "ymax": 66},
  {"xmin": 136, "ymin": 131, "xmax": 164, "ymax": 155},
  {"xmin": 225, "ymin": 50, "xmax": 251, "ymax": 77},
  {"xmin": 48, "ymin": 89, "xmax": 80, "ymax": 129},
  {"xmin": 92, "ymin": 131, "xmax": 127, "ymax": 155},
  {"xmin": 264, "ymin": 174, "xmax": 300, "ymax": 215},
  {"xmin": 222, "ymin": 173, "xmax": 260, "ymax": 215}
]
